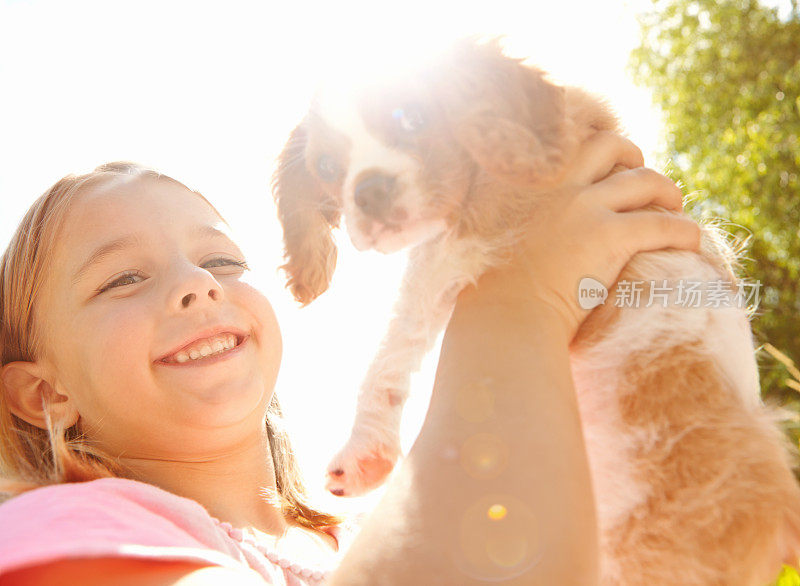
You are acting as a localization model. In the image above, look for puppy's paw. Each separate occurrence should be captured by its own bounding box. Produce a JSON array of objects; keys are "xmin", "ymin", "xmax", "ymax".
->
[{"xmin": 325, "ymin": 437, "xmax": 401, "ymax": 497}]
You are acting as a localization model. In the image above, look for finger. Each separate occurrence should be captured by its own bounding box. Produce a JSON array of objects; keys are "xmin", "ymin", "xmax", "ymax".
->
[
  {"xmin": 583, "ymin": 167, "xmax": 684, "ymax": 212},
  {"xmin": 615, "ymin": 211, "xmax": 702, "ymax": 256},
  {"xmin": 568, "ymin": 131, "xmax": 645, "ymax": 186}
]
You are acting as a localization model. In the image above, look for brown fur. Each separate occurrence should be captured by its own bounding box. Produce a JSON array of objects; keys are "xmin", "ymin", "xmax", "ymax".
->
[
  {"xmin": 272, "ymin": 122, "xmax": 342, "ymax": 304},
  {"xmin": 608, "ymin": 344, "xmax": 800, "ymax": 585},
  {"xmin": 434, "ymin": 40, "xmax": 577, "ymax": 187}
]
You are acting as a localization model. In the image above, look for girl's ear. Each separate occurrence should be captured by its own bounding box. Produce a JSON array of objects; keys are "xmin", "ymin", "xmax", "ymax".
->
[
  {"xmin": 272, "ymin": 122, "xmax": 341, "ymax": 306},
  {"xmin": 440, "ymin": 39, "xmax": 575, "ymax": 187},
  {"xmin": 0, "ymin": 361, "xmax": 78, "ymax": 430}
]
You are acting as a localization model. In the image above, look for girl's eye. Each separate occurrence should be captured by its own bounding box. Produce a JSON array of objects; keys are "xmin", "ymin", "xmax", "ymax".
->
[
  {"xmin": 202, "ymin": 257, "xmax": 249, "ymax": 273},
  {"xmin": 96, "ymin": 270, "xmax": 144, "ymax": 293},
  {"xmin": 95, "ymin": 257, "xmax": 249, "ymax": 294}
]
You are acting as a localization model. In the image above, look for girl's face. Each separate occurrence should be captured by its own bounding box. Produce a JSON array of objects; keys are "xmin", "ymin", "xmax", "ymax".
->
[{"xmin": 39, "ymin": 175, "xmax": 282, "ymax": 459}]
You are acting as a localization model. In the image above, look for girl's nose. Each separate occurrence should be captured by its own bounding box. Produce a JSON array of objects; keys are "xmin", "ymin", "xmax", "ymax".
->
[{"xmin": 169, "ymin": 264, "xmax": 224, "ymax": 310}]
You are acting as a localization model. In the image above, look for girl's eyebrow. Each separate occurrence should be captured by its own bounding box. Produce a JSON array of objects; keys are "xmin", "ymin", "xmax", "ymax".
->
[
  {"xmin": 71, "ymin": 224, "xmax": 239, "ymax": 285},
  {"xmin": 71, "ymin": 234, "xmax": 143, "ymax": 284}
]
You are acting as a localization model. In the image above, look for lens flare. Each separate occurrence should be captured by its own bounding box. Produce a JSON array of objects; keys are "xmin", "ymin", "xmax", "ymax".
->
[
  {"xmin": 454, "ymin": 494, "xmax": 543, "ymax": 581},
  {"xmin": 487, "ymin": 503, "xmax": 507, "ymax": 520},
  {"xmin": 459, "ymin": 433, "xmax": 509, "ymax": 480}
]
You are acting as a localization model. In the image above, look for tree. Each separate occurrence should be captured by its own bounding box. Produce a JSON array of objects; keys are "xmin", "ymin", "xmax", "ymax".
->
[{"xmin": 630, "ymin": 0, "xmax": 800, "ymax": 439}]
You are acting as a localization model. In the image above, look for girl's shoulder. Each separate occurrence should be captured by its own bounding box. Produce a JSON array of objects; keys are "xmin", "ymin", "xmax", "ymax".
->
[
  {"xmin": 0, "ymin": 478, "xmax": 360, "ymax": 584},
  {"xmin": 0, "ymin": 478, "xmax": 257, "ymax": 579},
  {"xmin": 0, "ymin": 476, "xmax": 227, "ymax": 547},
  {"xmin": 0, "ymin": 476, "xmax": 206, "ymax": 517}
]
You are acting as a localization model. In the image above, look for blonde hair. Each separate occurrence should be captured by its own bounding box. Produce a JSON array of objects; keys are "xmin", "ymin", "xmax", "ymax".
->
[{"xmin": 0, "ymin": 162, "xmax": 340, "ymax": 532}]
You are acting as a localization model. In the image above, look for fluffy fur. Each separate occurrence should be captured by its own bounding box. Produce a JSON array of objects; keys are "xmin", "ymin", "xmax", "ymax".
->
[{"xmin": 272, "ymin": 39, "xmax": 800, "ymax": 584}]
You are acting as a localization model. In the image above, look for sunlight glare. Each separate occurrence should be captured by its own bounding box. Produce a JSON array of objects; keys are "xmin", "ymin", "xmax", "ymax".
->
[{"xmin": 0, "ymin": 0, "xmax": 663, "ymax": 510}]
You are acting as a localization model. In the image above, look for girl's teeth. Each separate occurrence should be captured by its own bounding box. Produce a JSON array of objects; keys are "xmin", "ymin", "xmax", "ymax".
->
[{"xmin": 165, "ymin": 334, "xmax": 241, "ymax": 363}]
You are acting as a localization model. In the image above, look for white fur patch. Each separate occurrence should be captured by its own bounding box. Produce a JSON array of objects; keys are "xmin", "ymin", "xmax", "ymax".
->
[
  {"xmin": 316, "ymin": 87, "xmax": 441, "ymax": 252},
  {"xmin": 704, "ymin": 307, "xmax": 761, "ymax": 410}
]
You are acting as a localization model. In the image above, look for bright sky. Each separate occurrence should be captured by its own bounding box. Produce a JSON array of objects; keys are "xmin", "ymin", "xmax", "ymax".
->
[{"xmin": 0, "ymin": 0, "xmax": 671, "ymax": 512}]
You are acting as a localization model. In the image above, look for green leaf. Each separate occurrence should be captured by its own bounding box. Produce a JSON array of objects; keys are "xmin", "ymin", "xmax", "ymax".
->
[{"xmin": 630, "ymin": 0, "xmax": 800, "ymax": 456}]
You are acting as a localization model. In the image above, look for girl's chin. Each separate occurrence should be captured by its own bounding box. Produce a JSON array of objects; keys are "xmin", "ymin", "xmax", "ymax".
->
[{"xmin": 164, "ymin": 382, "xmax": 269, "ymax": 421}]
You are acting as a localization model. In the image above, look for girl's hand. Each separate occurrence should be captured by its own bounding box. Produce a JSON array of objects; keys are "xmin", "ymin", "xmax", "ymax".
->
[{"xmin": 478, "ymin": 131, "xmax": 702, "ymax": 340}]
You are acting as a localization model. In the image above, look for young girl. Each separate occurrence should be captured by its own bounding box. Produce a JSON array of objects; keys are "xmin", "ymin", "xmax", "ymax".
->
[{"xmin": 0, "ymin": 133, "xmax": 700, "ymax": 585}]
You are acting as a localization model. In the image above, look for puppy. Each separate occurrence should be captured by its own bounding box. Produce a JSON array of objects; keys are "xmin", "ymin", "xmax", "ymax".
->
[{"xmin": 272, "ymin": 39, "xmax": 800, "ymax": 584}]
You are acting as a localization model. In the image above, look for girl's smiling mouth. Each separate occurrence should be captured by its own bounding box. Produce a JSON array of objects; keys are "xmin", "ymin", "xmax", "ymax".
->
[
  {"xmin": 157, "ymin": 336, "xmax": 248, "ymax": 367},
  {"xmin": 157, "ymin": 333, "xmax": 248, "ymax": 366}
]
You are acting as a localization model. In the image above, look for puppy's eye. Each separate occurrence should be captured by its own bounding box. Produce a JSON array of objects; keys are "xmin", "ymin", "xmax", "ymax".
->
[
  {"xmin": 392, "ymin": 105, "xmax": 426, "ymax": 133},
  {"xmin": 316, "ymin": 155, "xmax": 340, "ymax": 182}
]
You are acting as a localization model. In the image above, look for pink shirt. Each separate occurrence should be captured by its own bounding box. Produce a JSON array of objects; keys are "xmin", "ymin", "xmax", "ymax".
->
[{"xmin": 0, "ymin": 477, "xmax": 355, "ymax": 584}]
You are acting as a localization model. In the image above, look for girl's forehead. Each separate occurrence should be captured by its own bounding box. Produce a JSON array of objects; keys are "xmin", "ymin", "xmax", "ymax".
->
[
  {"xmin": 53, "ymin": 176, "xmax": 233, "ymax": 274},
  {"xmin": 66, "ymin": 176, "xmax": 224, "ymax": 239}
]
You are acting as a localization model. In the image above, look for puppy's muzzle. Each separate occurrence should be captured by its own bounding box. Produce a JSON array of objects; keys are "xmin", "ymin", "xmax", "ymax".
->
[{"xmin": 354, "ymin": 172, "xmax": 399, "ymax": 223}]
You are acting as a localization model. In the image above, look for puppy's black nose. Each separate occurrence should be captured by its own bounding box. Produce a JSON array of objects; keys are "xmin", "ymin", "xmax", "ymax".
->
[{"xmin": 354, "ymin": 173, "xmax": 396, "ymax": 220}]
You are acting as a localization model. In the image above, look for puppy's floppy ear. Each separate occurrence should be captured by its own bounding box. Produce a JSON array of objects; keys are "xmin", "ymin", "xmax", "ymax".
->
[
  {"xmin": 272, "ymin": 122, "xmax": 341, "ymax": 305},
  {"xmin": 440, "ymin": 38, "xmax": 575, "ymax": 186}
]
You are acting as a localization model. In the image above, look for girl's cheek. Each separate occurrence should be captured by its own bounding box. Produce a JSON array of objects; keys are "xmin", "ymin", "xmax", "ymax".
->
[
  {"xmin": 77, "ymin": 302, "xmax": 149, "ymax": 398},
  {"xmin": 237, "ymin": 285, "xmax": 282, "ymax": 361},
  {"xmin": 80, "ymin": 299, "xmax": 154, "ymax": 406},
  {"xmin": 101, "ymin": 300, "xmax": 150, "ymax": 353},
  {"xmin": 237, "ymin": 282, "xmax": 277, "ymax": 324}
]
